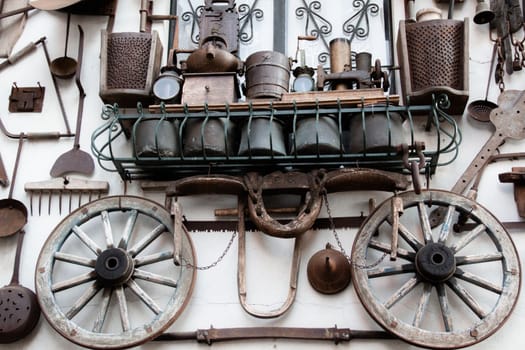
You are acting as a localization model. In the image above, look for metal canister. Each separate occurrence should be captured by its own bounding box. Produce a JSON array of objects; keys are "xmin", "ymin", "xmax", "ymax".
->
[
  {"xmin": 290, "ymin": 115, "xmax": 343, "ymax": 155},
  {"xmin": 134, "ymin": 118, "xmax": 179, "ymax": 157},
  {"xmin": 245, "ymin": 51, "xmax": 291, "ymax": 99},
  {"xmin": 329, "ymin": 38, "xmax": 351, "ymax": 90},
  {"xmin": 182, "ymin": 118, "xmax": 235, "ymax": 156},
  {"xmin": 347, "ymin": 110, "xmax": 407, "ymax": 153},
  {"xmin": 238, "ymin": 116, "xmax": 286, "ymax": 156}
]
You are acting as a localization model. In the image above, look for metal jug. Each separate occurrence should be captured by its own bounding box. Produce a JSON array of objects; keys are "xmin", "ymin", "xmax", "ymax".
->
[
  {"xmin": 238, "ymin": 116, "xmax": 286, "ymax": 156},
  {"xmin": 183, "ymin": 118, "xmax": 235, "ymax": 156},
  {"xmin": 290, "ymin": 115, "xmax": 343, "ymax": 155},
  {"xmin": 134, "ymin": 118, "xmax": 179, "ymax": 157},
  {"xmin": 347, "ymin": 110, "xmax": 407, "ymax": 153}
]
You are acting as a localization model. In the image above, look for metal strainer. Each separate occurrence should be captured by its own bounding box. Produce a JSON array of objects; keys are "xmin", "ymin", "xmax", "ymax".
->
[{"xmin": 467, "ymin": 42, "xmax": 498, "ymax": 122}]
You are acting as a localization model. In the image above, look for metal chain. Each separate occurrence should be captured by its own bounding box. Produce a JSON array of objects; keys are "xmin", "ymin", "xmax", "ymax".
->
[
  {"xmin": 322, "ymin": 191, "xmax": 387, "ymax": 270},
  {"xmin": 181, "ymin": 230, "xmax": 237, "ymax": 270}
]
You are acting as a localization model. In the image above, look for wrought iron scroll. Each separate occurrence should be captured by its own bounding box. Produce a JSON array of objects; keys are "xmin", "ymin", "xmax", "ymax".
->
[
  {"xmin": 181, "ymin": 0, "xmax": 204, "ymax": 45},
  {"xmin": 182, "ymin": 1, "xmax": 264, "ymax": 46},
  {"xmin": 343, "ymin": 0, "xmax": 379, "ymax": 42},
  {"xmin": 295, "ymin": 0, "xmax": 333, "ymax": 63},
  {"xmin": 239, "ymin": 0, "xmax": 264, "ymax": 43}
]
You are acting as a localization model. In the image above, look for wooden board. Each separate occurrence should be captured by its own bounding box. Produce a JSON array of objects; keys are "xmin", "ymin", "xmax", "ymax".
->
[{"xmin": 150, "ymin": 91, "xmax": 400, "ymax": 114}]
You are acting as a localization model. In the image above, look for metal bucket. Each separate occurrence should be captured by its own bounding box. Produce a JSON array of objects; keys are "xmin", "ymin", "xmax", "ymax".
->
[
  {"xmin": 134, "ymin": 118, "xmax": 179, "ymax": 157},
  {"xmin": 245, "ymin": 51, "xmax": 291, "ymax": 99},
  {"xmin": 347, "ymin": 111, "xmax": 406, "ymax": 153},
  {"xmin": 238, "ymin": 116, "xmax": 286, "ymax": 156},
  {"xmin": 183, "ymin": 118, "xmax": 235, "ymax": 156},
  {"xmin": 290, "ymin": 115, "xmax": 343, "ymax": 155}
]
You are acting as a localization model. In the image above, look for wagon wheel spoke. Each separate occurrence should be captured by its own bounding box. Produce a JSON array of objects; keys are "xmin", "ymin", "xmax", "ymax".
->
[
  {"xmin": 115, "ymin": 285, "xmax": 131, "ymax": 332},
  {"xmin": 450, "ymin": 223, "xmax": 486, "ymax": 253},
  {"xmin": 93, "ymin": 287, "xmax": 113, "ymax": 333},
  {"xmin": 101, "ymin": 210, "xmax": 114, "ymax": 248},
  {"xmin": 52, "ymin": 271, "xmax": 97, "ymax": 292},
  {"xmin": 417, "ymin": 202, "xmax": 434, "ymax": 243},
  {"xmin": 133, "ymin": 268, "xmax": 178, "ymax": 288},
  {"xmin": 369, "ymin": 239, "xmax": 416, "ymax": 261},
  {"xmin": 128, "ymin": 223, "xmax": 166, "ymax": 257},
  {"xmin": 455, "ymin": 252, "xmax": 503, "ymax": 266},
  {"xmin": 65, "ymin": 282, "xmax": 102, "ymax": 319},
  {"xmin": 437, "ymin": 284, "xmax": 453, "ymax": 332},
  {"xmin": 72, "ymin": 225, "xmax": 103, "ymax": 255},
  {"xmin": 367, "ymin": 263, "xmax": 416, "ymax": 278},
  {"xmin": 127, "ymin": 279, "xmax": 162, "ymax": 315},
  {"xmin": 454, "ymin": 268, "xmax": 503, "ymax": 294},
  {"xmin": 397, "ymin": 222, "xmax": 424, "ymax": 251},
  {"xmin": 134, "ymin": 250, "xmax": 174, "ymax": 267},
  {"xmin": 384, "ymin": 276, "xmax": 419, "ymax": 309},
  {"xmin": 446, "ymin": 277, "xmax": 488, "ymax": 319},
  {"xmin": 413, "ymin": 282, "xmax": 433, "ymax": 327},
  {"xmin": 438, "ymin": 205, "xmax": 456, "ymax": 244},
  {"xmin": 118, "ymin": 209, "xmax": 138, "ymax": 249},
  {"xmin": 54, "ymin": 251, "xmax": 96, "ymax": 267}
]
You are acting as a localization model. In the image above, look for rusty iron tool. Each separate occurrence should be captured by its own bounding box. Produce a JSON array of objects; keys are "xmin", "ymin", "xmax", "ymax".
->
[
  {"xmin": 0, "ymin": 152, "xmax": 8, "ymax": 187},
  {"xmin": 50, "ymin": 25, "xmax": 94, "ymax": 177},
  {"xmin": 0, "ymin": 136, "xmax": 27, "ymax": 237},
  {"xmin": 0, "ymin": 37, "xmax": 45, "ymax": 72},
  {"xmin": 155, "ymin": 326, "xmax": 395, "ymax": 344},
  {"xmin": 49, "ymin": 12, "xmax": 77, "ymax": 79},
  {"xmin": 24, "ymin": 177, "xmax": 109, "ymax": 215},
  {"xmin": 41, "ymin": 37, "xmax": 72, "ymax": 134},
  {"xmin": 0, "ymin": 230, "xmax": 40, "ymax": 343},
  {"xmin": 499, "ymin": 167, "xmax": 525, "ymax": 217},
  {"xmin": 430, "ymin": 90, "xmax": 525, "ymax": 226}
]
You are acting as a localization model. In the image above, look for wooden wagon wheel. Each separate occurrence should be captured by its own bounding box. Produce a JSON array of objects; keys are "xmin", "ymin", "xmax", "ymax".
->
[
  {"xmin": 35, "ymin": 196, "xmax": 196, "ymax": 349},
  {"xmin": 351, "ymin": 190, "xmax": 521, "ymax": 349}
]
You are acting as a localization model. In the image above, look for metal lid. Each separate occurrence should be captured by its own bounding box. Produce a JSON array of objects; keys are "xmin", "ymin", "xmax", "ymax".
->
[{"xmin": 307, "ymin": 243, "xmax": 351, "ymax": 294}]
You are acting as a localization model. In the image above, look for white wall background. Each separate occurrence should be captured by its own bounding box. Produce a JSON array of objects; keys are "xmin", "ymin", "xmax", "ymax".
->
[{"xmin": 1, "ymin": 0, "xmax": 525, "ymax": 349}]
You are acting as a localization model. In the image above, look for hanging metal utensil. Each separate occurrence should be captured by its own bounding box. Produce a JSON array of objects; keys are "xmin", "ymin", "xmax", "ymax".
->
[
  {"xmin": 0, "ymin": 230, "xmax": 41, "ymax": 343},
  {"xmin": 0, "ymin": 152, "xmax": 8, "ymax": 187},
  {"xmin": 0, "ymin": 136, "xmax": 28, "ymax": 237},
  {"xmin": 467, "ymin": 42, "xmax": 499, "ymax": 122},
  {"xmin": 50, "ymin": 25, "xmax": 94, "ymax": 177},
  {"xmin": 49, "ymin": 12, "xmax": 78, "ymax": 79}
]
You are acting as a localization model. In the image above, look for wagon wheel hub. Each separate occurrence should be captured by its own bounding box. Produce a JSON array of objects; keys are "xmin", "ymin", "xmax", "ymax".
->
[
  {"xmin": 415, "ymin": 242, "xmax": 456, "ymax": 283},
  {"xmin": 95, "ymin": 248, "xmax": 134, "ymax": 287}
]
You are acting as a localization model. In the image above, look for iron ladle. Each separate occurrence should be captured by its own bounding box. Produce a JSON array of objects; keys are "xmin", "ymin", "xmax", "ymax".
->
[{"xmin": 49, "ymin": 12, "xmax": 77, "ymax": 79}]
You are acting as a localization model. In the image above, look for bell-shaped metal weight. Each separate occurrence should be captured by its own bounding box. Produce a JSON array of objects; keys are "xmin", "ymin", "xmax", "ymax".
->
[
  {"xmin": 307, "ymin": 243, "xmax": 351, "ymax": 294},
  {"xmin": 473, "ymin": 0, "xmax": 495, "ymax": 25}
]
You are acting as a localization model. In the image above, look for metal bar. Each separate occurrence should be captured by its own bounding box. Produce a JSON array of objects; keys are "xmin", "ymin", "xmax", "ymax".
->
[
  {"xmin": 155, "ymin": 326, "xmax": 395, "ymax": 343},
  {"xmin": 273, "ymin": 0, "xmax": 286, "ymax": 52}
]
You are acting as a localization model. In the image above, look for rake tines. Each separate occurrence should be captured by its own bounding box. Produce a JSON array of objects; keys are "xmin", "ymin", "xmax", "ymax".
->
[{"xmin": 24, "ymin": 177, "xmax": 109, "ymax": 215}]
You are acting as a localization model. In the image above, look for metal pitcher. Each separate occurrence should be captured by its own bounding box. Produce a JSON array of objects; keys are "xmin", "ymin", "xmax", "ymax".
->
[
  {"xmin": 238, "ymin": 116, "xmax": 286, "ymax": 156},
  {"xmin": 290, "ymin": 115, "xmax": 343, "ymax": 155},
  {"xmin": 183, "ymin": 118, "xmax": 235, "ymax": 156},
  {"xmin": 134, "ymin": 118, "xmax": 179, "ymax": 157}
]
